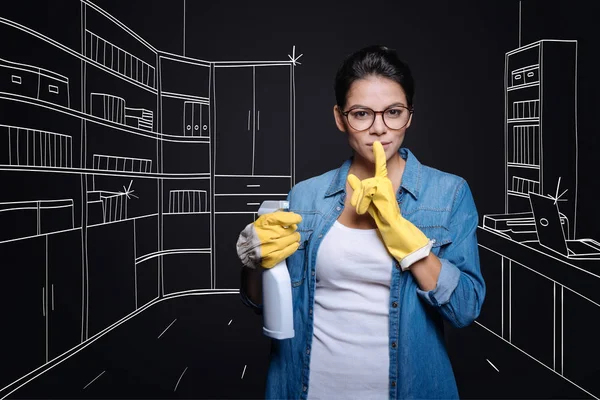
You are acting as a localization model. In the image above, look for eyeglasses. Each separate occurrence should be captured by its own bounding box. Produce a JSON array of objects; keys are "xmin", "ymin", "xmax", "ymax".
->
[{"xmin": 340, "ymin": 105, "xmax": 413, "ymax": 131}]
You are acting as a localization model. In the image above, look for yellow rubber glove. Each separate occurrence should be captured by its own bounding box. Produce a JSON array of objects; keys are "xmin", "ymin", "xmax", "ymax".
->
[
  {"xmin": 347, "ymin": 141, "xmax": 434, "ymax": 270},
  {"xmin": 236, "ymin": 211, "xmax": 303, "ymax": 269}
]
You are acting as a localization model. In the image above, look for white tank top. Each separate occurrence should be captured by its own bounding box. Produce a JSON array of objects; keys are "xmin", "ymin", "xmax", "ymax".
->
[{"xmin": 307, "ymin": 220, "xmax": 392, "ymax": 400}]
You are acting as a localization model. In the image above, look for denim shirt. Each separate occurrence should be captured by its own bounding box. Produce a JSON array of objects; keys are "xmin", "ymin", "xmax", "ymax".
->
[{"xmin": 241, "ymin": 148, "xmax": 486, "ymax": 399}]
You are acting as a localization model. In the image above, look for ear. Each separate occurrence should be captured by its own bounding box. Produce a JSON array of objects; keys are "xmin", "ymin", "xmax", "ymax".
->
[{"xmin": 333, "ymin": 105, "xmax": 347, "ymax": 133}]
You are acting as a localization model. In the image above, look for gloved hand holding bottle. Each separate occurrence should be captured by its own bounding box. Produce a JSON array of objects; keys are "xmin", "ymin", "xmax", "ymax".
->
[
  {"xmin": 236, "ymin": 211, "xmax": 303, "ymax": 269},
  {"xmin": 347, "ymin": 141, "xmax": 434, "ymax": 270}
]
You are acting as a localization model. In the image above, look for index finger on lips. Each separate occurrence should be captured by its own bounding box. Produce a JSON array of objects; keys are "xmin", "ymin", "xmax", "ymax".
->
[{"xmin": 372, "ymin": 141, "xmax": 388, "ymax": 179}]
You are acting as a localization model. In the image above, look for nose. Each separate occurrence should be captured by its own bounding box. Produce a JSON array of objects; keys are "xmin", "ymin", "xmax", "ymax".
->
[{"xmin": 369, "ymin": 112, "xmax": 387, "ymax": 135}]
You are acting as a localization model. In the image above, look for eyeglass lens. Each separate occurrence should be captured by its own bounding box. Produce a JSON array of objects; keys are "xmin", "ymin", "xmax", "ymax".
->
[{"xmin": 346, "ymin": 107, "xmax": 411, "ymax": 131}]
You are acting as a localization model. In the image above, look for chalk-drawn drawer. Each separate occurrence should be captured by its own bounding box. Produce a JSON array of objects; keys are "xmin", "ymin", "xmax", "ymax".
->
[
  {"xmin": 0, "ymin": 60, "xmax": 39, "ymax": 98},
  {"xmin": 38, "ymin": 74, "xmax": 70, "ymax": 108},
  {"xmin": 523, "ymin": 67, "xmax": 539, "ymax": 83},
  {"xmin": 215, "ymin": 176, "xmax": 291, "ymax": 195},
  {"xmin": 215, "ymin": 193, "xmax": 288, "ymax": 213},
  {"xmin": 511, "ymin": 70, "xmax": 524, "ymax": 87}
]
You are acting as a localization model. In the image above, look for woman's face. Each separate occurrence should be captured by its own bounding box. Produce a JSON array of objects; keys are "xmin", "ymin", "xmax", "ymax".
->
[{"xmin": 334, "ymin": 75, "xmax": 412, "ymax": 165}]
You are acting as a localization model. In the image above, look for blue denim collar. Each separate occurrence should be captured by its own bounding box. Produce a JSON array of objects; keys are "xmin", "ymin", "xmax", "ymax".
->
[{"xmin": 325, "ymin": 147, "xmax": 422, "ymax": 199}]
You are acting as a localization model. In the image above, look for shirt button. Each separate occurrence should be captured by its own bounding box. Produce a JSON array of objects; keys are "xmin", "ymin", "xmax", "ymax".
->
[
  {"xmin": 311, "ymin": 270, "xmax": 315, "ymax": 276},
  {"xmin": 336, "ymin": 206, "xmax": 341, "ymax": 211},
  {"xmin": 309, "ymin": 308, "xmax": 313, "ymax": 315},
  {"xmin": 391, "ymin": 342, "xmax": 397, "ymax": 348},
  {"xmin": 318, "ymin": 234, "xmax": 323, "ymax": 238},
  {"xmin": 392, "ymin": 301, "xmax": 398, "ymax": 308},
  {"xmin": 306, "ymin": 348, "xmax": 310, "ymax": 355},
  {"xmin": 391, "ymin": 381, "xmax": 396, "ymax": 387},
  {"xmin": 303, "ymin": 385, "xmax": 308, "ymax": 392}
]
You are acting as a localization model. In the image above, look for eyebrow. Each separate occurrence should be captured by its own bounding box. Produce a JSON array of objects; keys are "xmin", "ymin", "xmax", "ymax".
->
[{"xmin": 347, "ymin": 102, "xmax": 407, "ymax": 110}]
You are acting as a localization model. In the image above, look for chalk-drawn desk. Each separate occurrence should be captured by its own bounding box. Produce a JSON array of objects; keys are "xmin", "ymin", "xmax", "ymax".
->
[{"xmin": 476, "ymin": 226, "xmax": 600, "ymax": 396}]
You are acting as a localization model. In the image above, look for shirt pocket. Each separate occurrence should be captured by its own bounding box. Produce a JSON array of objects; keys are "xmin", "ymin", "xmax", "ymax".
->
[
  {"xmin": 287, "ymin": 228, "xmax": 313, "ymax": 287},
  {"xmin": 416, "ymin": 225, "xmax": 453, "ymax": 257}
]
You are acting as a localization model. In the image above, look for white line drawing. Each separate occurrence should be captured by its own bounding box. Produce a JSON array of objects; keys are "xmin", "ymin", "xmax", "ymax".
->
[
  {"xmin": 486, "ymin": 359, "xmax": 499, "ymax": 372},
  {"xmin": 93, "ymin": 154, "xmax": 152, "ymax": 173},
  {"xmin": 135, "ymin": 248, "xmax": 211, "ymax": 264},
  {"xmin": 0, "ymin": 0, "xmax": 298, "ymax": 395},
  {"xmin": 0, "ymin": 92, "xmax": 207, "ymax": 143},
  {"xmin": 476, "ymin": 9, "xmax": 598, "ymax": 395},
  {"xmin": 87, "ymin": 180, "xmax": 138, "ymax": 225},
  {"xmin": 157, "ymin": 318, "xmax": 177, "ymax": 339},
  {"xmin": 0, "ymin": 57, "xmax": 71, "ymax": 108},
  {"xmin": 83, "ymin": 370, "xmax": 105, "ymax": 390},
  {"xmin": 228, "ymin": 319, "xmax": 232, "ymax": 325},
  {"xmin": 174, "ymin": 367, "xmax": 188, "ymax": 392},
  {"xmin": 90, "ymin": 93, "xmax": 125, "ymax": 124},
  {"xmin": 168, "ymin": 190, "xmax": 207, "ymax": 213},
  {"xmin": 90, "ymin": 93, "xmax": 154, "ymax": 132},
  {"xmin": 476, "ymin": 321, "xmax": 595, "ymax": 398},
  {"xmin": 124, "ymin": 107, "xmax": 153, "ymax": 131},
  {"xmin": 85, "ymin": 30, "xmax": 156, "ymax": 90},
  {"xmin": 241, "ymin": 365, "xmax": 247, "ymax": 379},
  {"xmin": 0, "ymin": 124, "xmax": 74, "ymax": 168},
  {"xmin": 183, "ymin": 101, "xmax": 208, "ymax": 136},
  {"xmin": 0, "ymin": 291, "xmax": 237, "ymax": 398},
  {"xmin": 0, "ymin": 199, "xmax": 75, "ymax": 242},
  {"xmin": 529, "ymin": 191, "xmax": 600, "ymax": 260}
]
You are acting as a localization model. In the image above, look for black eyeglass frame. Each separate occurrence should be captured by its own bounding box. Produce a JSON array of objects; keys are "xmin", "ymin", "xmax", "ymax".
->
[{"xmin": 340, "ymin": 105, "xmax": 414, "ymax": 131}]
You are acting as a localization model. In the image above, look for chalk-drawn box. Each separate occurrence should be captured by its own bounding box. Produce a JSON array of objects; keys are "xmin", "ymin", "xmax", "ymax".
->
[
  {"xmin": 87, "ymin": 190, "xmax": 128, "ymax": 223},
  {"xmin": 511, "ymin": 70, "xmax": 524, "ymax": 87},
  {"xmin": 523, "ymin": 66, "xmax": 539, "ymax": 83},
  {"xmin": 38, "ymin": 73, "xmax": 70, "ymax": 108},
  {"xmin": 1, "ymin": 58, "xmax": 40, "ymax": 99},
  {"xmin": 90, "ymin": 93, "xmax": 126, "ymax": 124},
  {"xmin": 101, "ymin": 191, "xmax": 128, "ymax": 223}
]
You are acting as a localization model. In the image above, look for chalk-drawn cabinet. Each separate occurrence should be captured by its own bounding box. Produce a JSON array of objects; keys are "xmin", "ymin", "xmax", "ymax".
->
[
  {"xmin": 213, "ymin": 63, "xmax": 295, "ymax": 289},
  {"xmin": 504, "ymin": 40, "xmax": 577, "ymax": 237}
]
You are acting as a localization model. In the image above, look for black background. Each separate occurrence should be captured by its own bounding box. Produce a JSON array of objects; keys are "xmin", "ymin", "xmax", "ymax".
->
[{"xmin": 1, "ymin": 0, "xmax": 599, "ymax": 398}]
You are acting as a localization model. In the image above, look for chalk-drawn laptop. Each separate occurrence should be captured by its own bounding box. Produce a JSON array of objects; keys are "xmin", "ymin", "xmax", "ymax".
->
[{"xmin": 529, "ymin": 192, "xmax": 600, "ymax": 260}]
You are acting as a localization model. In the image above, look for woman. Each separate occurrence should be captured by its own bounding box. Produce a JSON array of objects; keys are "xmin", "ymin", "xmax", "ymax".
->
[{"xmin": 236, "ymin": 45, "xmax": 485, "ymax": 399}]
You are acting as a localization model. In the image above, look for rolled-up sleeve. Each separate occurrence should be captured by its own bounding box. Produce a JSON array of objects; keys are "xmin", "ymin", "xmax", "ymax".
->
[{"xmin": 416, "ymin": 180, "xmax": 486, "ymax": 328}]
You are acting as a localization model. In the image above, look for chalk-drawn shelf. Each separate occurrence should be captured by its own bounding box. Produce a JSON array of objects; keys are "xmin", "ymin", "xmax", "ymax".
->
[
  {"xmin": 161, "ymin": 91, "xmax": 209, "ymax": 103},
  {"xmin": 0, "ymin": 16, "xmax": 156, "ymax": 96},
  {"xmin": 84, "ymin": 30, "xmax": 157, "ymax": 94},
  {"xmin": 507, "ymin": 162, "xmax": 540, "ymax": 170},
  {"xmin": 0, "ymin": 92, "xmax": 210, "ymax": 144},
  {"xmin": 0, "ymin": 165, "xmax": 211, "ymax": 179},
  {"xmin": 507, "ymin": 82, "xmax": 540, "ymax": 91},
  {"xmin": 507, "ymin": 118, "xmax": 540, "ymax": 123},
  {"xmin": 136, "ymin": 248, "xmax": 212, "ymax": 265},
  {"xmin": 507, "ymin": 190, "xmax": 531, "ymax": 199},
  {"xmin": 504, "ymin": 40, "xmax": 578, "ymax": 237},
  {"xmin": 83, "ymin": 54, "xmax": 157, "ymax": 95}
]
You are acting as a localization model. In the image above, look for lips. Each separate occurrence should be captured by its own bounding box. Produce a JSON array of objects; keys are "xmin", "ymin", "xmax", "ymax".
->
[{"xmin": 367, "ymin": 141, "xmax": 391, "ymax": 146}]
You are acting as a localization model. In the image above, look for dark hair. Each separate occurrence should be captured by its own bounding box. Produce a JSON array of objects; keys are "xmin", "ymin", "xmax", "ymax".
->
[{"xmin": 334, "ymin": 45, "xmax": 415, "ymax": 109}]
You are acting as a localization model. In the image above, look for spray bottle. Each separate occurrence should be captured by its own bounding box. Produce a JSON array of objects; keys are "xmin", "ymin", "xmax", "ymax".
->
[{"xmin": 257, "ymin": 200, "xmax": 295, "ymax": 340}]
